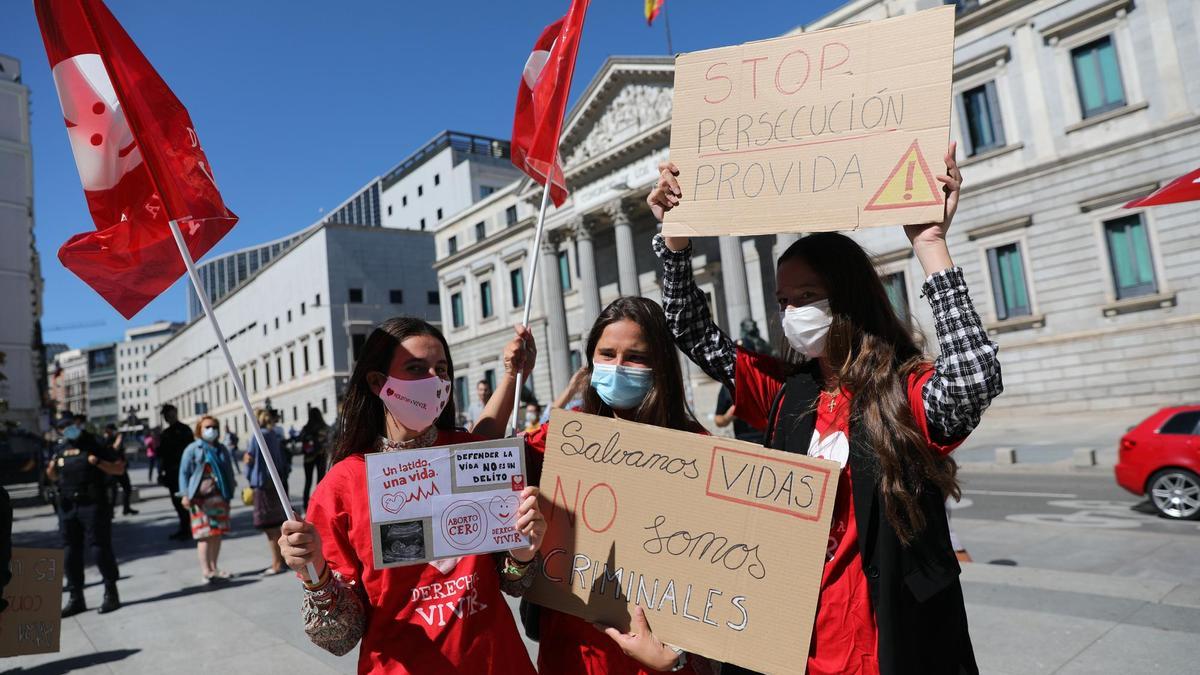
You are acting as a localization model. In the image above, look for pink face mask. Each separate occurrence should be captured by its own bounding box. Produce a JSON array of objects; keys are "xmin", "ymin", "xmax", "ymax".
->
[{"xmin": 377, "ymin": 374, "xmax": 452, "ymax": 432}]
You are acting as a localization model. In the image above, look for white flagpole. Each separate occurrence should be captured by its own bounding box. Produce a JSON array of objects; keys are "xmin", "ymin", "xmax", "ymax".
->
[
  {"xmin": 510, "ymin": 181, "xmax": 553, "ymax": 433},
  {"xmin": 167, "ymin": 219, "xmax": 319, "ymax": 583}
]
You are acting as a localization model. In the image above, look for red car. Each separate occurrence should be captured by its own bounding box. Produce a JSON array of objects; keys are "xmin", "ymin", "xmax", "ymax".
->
[{"xmin": 1115, "ymin": 405, "xmax": 1200, "ymax": 520}]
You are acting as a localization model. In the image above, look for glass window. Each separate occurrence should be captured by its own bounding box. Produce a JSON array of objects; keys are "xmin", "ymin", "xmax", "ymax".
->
[
  {"xmin": 475, "ymin": 222, "xmax": 486, "ymax": 241},
  {"xmin": 961, "ymin": 82, "xmax": 1005, "ymax": 156},
  {"xmin": 510, "ymin": 268, "xmax": 525, "ymax": 308},
  {"xmin": 484, "ymin": 369, "xmax": 497, "ymax": 393},
  {"xmin": 351, "ymin": 334, "xmax": 366, "ymax": 362},
  {"xmin": 1072, "ymin": 36, "xmax": 1126, "ymax": 118},
  {"xmin": 881, "ymin": 271, "xmax": 910, "ymax": 324},
  {"xmin": 318, "ymin": 338, "xmax": 325, "ymax": 367},
  {"xmin": 265, "ymin": 361, "xmax": 271, "ymax": 387},
  {"xmin": 434, "ymin": 174, "xmax": 440, "ymax": 186},
  {"xmin": 287, "ymin": 310, "xmax": 292, "ymax": 323},
  {"xmin": 987, "ymin": 243, "xmax": 1032, "ymax": 320},
  {"xmin": 387, "ymin": 205, "xmax": 393, "ymax": 216},
  {"xmin": 349, "ymin": 288, "xmax": 363, "ymax": 303},
  {"xmin": 448, "ymin": 236, "xmax": 458, "ymax": 255},
  {"xmin": 390, "ymin": 289, "xmax": 404, "ymax": 304},
  {"xmin": 453, "ymin": 376, "xmax": 468, "ymax": 411},
  {"xmin": 418, "ymin": 185, "xmax": 424, "ymax": 197},
  {"xmin": 303, "ymin": 345, "xmax": 310, "ymax": 372},
  {"xmin": 420, "ymin": 218, "xmax": 426, "ymax": 231},
  {"xmin": 290, "ymin": 352, "xmax": 296, "ymax": 378},
  {"xmin": 558, "ymin": 250, "xmax": 572, "ymax": 291},
  {"xmin": 481, "ymin": 185, "xmax": 496, "ymax": 198},
  {"xmin": 437, "ymin": 208, "xmax": 444, "ymax": 220},
  {"xmin": 1160, "ymin": 412, "xmax": 1200, "ymax": 435},
  {"xmin": 480, "ymin": 281, "xmax": 494, "ymax": 319},
  {"xmin": 315, "ymin": 293, "xmax": 321, "ymax": 306},
  {"xmin": 569, "ymin": 350, "xmax": 583, "ymax": 372},
  {"xmin": 428, "ymin": 291, "xmax": 440, "ymax": 305},
  {"xmin": 402, "ymin": 195, "xmax": 408, "ymax": 207},
  {"xmin": 451, "ymin": 292, "xmax": 465, "ymax": 328},
  {"xmin": 1103, "ymin": 214, "xmax": 1157, "ymax": 300},
  {"xmin": 506, "ymin": 205, "xmax": 518, "ymax": 225}
]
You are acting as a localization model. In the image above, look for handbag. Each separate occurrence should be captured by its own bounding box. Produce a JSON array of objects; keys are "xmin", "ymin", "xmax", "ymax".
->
[{"xmin": 242, "ymin": 486, "xmax": 254, "ymax": 506}]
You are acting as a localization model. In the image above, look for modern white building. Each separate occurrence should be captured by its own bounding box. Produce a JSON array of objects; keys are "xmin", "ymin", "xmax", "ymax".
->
[
  {"xmin": 151, "ymin": 224, "xmax": 440, "ymax": 434},
  {"xmin": 0, "ymin": 54, "xmax": 45, "ymax": 432},
  {"xmin": 437, "ymin": 0, "xmax": 1200, "ymax": 419},
  {"xmin": 116, "ymin": 321, "xmax": 180, "ymax": 424},
  {"xmin": 185, "ymin": 131, "xmax": 523, "ymax": 320}
]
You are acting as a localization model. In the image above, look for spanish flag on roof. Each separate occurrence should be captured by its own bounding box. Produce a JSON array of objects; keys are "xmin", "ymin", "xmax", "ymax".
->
[{"xmin": 645, "ymin": 0, "xmax": 664, "ymax": 25}]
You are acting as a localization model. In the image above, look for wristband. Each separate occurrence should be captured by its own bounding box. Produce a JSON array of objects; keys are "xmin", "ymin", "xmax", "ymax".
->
[
  {"xmin": 666, "ymin": 644, "xmax": 686, "ymax": 672},
  {"xmin": 301, "ymin": 563, "xmax": 330, "ymax": 590}
]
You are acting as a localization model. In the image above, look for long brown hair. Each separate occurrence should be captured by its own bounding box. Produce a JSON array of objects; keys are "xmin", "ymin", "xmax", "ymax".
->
[
  {"xmin": 779, "ymin": 233, "xmax": 959, "ymax": 544},
  {"xmin": 331, "ymin": 317, "xmax": 457, "ymax": 464},
  {"xmin": 580, "ymin": 297, "xmax": 703, "ymax": 434}
]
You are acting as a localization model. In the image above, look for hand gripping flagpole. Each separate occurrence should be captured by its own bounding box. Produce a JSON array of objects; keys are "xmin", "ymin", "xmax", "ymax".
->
[
  {"xmin": 167, "ymin": 219, "xmax": 320, "ymax": 584},
  {"xmin": 509, "ymin": 181, "xmax": 554, "ymax": 433}
]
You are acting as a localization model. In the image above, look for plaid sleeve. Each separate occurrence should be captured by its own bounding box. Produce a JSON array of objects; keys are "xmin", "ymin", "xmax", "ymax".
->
[
  {"xmin": 653, "ymin": 234, "xmax": 736, "ymax": 386},
  {"xmin": 921, "ymin": 266, "xmax": 1003, "ymax": 444}
]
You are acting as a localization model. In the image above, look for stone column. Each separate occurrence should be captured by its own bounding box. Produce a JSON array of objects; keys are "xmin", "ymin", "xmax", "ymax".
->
[
  {"xmin": 774, "ymin": 233, "xmax": 800, "ymax": 261},
  {"xmin": 573, "ymin": 218, "xmax": 602, "ymax": 326},
  {"xmin": 719, "ymin": 236, "xmax": 752, "ymax": 338},
  {"xmin": 608, "ymin": 201, "xmax": 639, "ymax": 296},
  {"xmin": 539, "ymin": 232, "xmax": 572, "ymax": 393}
]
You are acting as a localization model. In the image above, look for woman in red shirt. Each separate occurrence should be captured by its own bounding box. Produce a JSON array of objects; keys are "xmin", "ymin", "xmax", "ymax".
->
[
  {"xmin": 647, "ymin": 143, "xmax": 1002, "ymax": 675},
  {"xmin": 525, "ymin": 296, "xmax": 715, "ymax": 675},
  {"xmin": 279, "ymin": 317, "xmax": 546, "ymax": 674}
]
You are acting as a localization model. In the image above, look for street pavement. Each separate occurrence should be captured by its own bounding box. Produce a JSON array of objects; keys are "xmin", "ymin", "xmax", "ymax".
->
[{"xmin": 4, "ymin": 452, "xmax": 1198, "ymax": 674}]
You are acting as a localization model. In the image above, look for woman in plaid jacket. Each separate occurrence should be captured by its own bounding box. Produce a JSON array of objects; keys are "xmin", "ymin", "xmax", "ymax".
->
[{"xmin": 648, "ymin": 142, "xmax": 1002, "ymax": 675}]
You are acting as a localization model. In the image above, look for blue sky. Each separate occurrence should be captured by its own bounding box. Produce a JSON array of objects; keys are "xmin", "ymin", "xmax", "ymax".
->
[{"xmin": 3, "ymin": 0, "xmax": 843, "ymax": 347}]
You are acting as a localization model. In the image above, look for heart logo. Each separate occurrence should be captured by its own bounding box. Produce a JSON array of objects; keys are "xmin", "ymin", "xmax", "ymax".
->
[
  {"xmin": 489, "ymin": 495, "xmax": 518, "ymax": 522},
  {"xmin": 381, "ymin": 492, "xmax": 404, "ymax": 514},
  {"xmin": 427, "ymin": 557, "xmax": 460, "ymax": 575},
  {"xmin": 386, "ymin": 387, "xmax": 394, "ymax": 397}
]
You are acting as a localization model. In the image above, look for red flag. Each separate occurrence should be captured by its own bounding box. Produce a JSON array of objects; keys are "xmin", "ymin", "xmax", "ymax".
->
[
  {"xmin": 511, "ymin": 0, "xmax": 589, "ymax": 208},
  {"xmin": 1124, "ymin": 168, "xmax": 1200, "ymax": 208},
  {"xmin": 35, "ymin": 0, "xmax": 237, "ymax": 319}
]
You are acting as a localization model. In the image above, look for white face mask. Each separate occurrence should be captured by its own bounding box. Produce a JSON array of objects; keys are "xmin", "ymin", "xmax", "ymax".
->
[
  {"xmin": 378, "ymin": 374, "xmax": 452, "ymax": 432},
  {"xmin": 524, "ymin": 412, "xmax": 538, "ymax": 426},
  {"xmin": 201, "ymin": 427, "xmax": 219, "ymax": 442},
  {"xmin": 780, "ymin": 299, "xmax": 833, "ymax": 359}
]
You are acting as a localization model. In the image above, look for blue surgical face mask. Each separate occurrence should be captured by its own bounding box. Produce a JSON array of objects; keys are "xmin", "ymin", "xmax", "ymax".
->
[
  {"xmin": 590, "ymin": 363, "xmax": 655, "ymax": 410},
  {"xmin": 63, "ymin": 425, "xmax": 82, "ymax": 441}
]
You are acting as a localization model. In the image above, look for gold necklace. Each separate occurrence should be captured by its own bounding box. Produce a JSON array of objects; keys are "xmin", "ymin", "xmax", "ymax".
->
[{"xmin": 823, "ymin": 388, "xmax": 839, "ymax": 413}]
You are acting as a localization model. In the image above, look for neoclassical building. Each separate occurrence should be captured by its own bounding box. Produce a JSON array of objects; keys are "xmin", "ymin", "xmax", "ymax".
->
[{"xmin": 437, "ymin": 0, "xmax": 1200, "ymax": 421}]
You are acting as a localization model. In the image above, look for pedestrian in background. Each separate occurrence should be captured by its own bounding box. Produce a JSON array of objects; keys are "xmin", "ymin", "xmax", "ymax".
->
[
  {"xmin": 244, "ymin": 408, "xmax": 290, "ymax": 575},
  {"xmin": 178, "ymin": 415, "xmax": 236, "ymax": 583},
  {"xmin": 299, "ymin": 407, "xmax": 329, "ymax": 512},
  {"xmin": 47, "ymin": 415, "xmax": 124, "ymax": 615},
  {"xmin": 158, "ymin": 405, "xmax": 194, "ymax": 541},
  {"xmin": 102, "ymin": 423, "xmax": 137, "ymax": 516},
  {"xmin": 523, "ymin": 402, "xmax": 542, "ymax": 433},
  {"xmin": 144, "ymin": 429, "xmax": 159, "ymax": 483}
]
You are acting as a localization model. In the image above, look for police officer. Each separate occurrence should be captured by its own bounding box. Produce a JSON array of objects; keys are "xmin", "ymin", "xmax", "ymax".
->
[{"xmin": 46, "ymin": 414, "xmax": 123, "ymax": 616}]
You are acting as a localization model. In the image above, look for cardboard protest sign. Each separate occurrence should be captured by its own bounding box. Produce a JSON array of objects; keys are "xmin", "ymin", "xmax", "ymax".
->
[
  {"xmin": 663, "ymin": 5, "xmax": 955, "ymax": 236},
  {"xmin": 0, "ymin": 548, "xmax": 64, "ymax": 657},
  {"xmin": 526, "ymin": 410, "xmax": 839, "ymax": 674},
  {"xmin": 365, "ymin": 439, "xmax": 528, "ymax": 568}
]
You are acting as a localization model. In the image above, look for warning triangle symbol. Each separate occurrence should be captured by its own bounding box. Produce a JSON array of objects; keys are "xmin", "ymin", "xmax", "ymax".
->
[{"xmin": 863, "ymin": 140, "xmax": 944, "ymax": 211}]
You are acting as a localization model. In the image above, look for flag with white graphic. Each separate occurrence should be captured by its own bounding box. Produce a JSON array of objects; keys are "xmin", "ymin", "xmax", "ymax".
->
[
  {"xmin": 35, "ymin": 0, "xmax": 237, "ymax": 319},
  {"xmin": 510, "ymin": 0, "xmax": 589, "ymax": 207},
  {"xmin": 1124, "ymin": 167, "xmax": 1200, "ymax": 208}
]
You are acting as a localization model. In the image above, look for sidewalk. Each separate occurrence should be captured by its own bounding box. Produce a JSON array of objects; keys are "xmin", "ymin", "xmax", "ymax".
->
[{"xmin": 5, "ymin": 462, "xmax": 1196, "ymax": 674}]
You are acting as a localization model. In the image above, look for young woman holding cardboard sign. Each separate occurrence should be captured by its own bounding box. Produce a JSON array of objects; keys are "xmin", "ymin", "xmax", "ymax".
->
[
  {"xmin": 648, "ymin": 142, "xmax": 1001, "ymax": 675},
  {"xmin": 278, "ymin": 317, "xmax": 548, "ymax": 674},
  {"xmin": 522, "ymin": 296, "xmax": 716, "ymax": 674}
]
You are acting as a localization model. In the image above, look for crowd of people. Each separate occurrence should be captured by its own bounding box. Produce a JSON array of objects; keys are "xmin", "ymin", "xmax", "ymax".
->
[
  {"xmin": 38, "ymin": 400, "xmax": 333, "ymax": 615},
  {"xmin": 35, "ymin": 143, "xmax": 1001, "ymax": 674}
]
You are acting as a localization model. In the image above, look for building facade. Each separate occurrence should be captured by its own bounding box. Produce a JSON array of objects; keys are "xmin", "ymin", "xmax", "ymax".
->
[
  {"xmin": 0, "ymin": 54, "xmax": 45, "ymax": 431},
  {"xmin": 116, "ymin": 321, "xmax": 180, "ymax": 425},
  {"xmin": 85, "ymin": 343, "xmax": 117, "ymax": 427},
  {"xmin": 185, "ymin": 131, "xmax": 523, "ymax": 320},
  {"xmin": 438, "ymin": 0, "xmax": 1200, "ymax": 419},
  {"xmin": 151, "ymin": 224, "xmax": 440, "ymax": 434}
]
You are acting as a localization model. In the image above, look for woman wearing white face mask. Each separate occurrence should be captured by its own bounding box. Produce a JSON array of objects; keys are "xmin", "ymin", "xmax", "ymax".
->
[
  {"xmin": 522, "ymin": 296, "xmax": 714, "ymax": 675},
  {"xmin": 178, "ymin": 416, "xmax": 237, "ymax": 582},
  {"xmin": 648, "ymin": 143, "xmax": 1003, "ymax": 675},
  {"xmin": 276, "ymin": 317, "xmax": 547, "ymax": 674}
]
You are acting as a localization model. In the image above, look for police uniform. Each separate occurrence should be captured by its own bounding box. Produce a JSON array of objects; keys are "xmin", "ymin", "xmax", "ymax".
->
[{"xmin": 53, "ymin": 431, "xmax": 121, "ymax": 615}]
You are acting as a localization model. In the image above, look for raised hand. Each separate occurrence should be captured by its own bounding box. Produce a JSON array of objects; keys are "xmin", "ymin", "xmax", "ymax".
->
[{"xmin": 509, "ymin": 486, "xmax": 545, "ymax": 562}]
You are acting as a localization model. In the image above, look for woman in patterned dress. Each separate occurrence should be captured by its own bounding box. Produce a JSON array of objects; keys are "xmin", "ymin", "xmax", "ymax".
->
[{"xmin": 179, "ymin": 415, "xmax": 237, "ymax": 583}]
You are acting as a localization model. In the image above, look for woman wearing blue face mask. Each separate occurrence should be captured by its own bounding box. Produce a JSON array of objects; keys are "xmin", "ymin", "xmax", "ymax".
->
[
  {"xmin": 522, "ymin": 296, "xmax": 712, "ymax": 675},
  {"xmin": 179, "ymin": 416, "xmax": 237, "ymax": 583}
]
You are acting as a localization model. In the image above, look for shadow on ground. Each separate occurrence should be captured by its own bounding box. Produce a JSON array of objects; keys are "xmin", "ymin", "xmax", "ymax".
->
[{"xmin": 0, "ymin": 649, "xmax": 140, "ymax": 674}]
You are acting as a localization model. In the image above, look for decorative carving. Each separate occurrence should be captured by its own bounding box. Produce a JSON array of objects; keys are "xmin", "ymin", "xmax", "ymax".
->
[
  {"xmin": 603, "ymin": 200, "xmax": 631, "ymax": 226},
  {"xmin": 569, "ymin": 217, "xmax": 594, "ymax": 241},
  {"xmin": 564, "ymin": 83, "xmax": 673, "ymax": 168}
]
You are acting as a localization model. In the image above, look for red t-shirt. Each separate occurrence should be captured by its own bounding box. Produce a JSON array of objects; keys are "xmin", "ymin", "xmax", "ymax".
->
[
  {"xmin": 307, "ymin": 429, "xmax": 537, "ymax": 675},
  {"xmin": 733, "ymin": 348, "xmax": 959, "ymax": 675}
]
